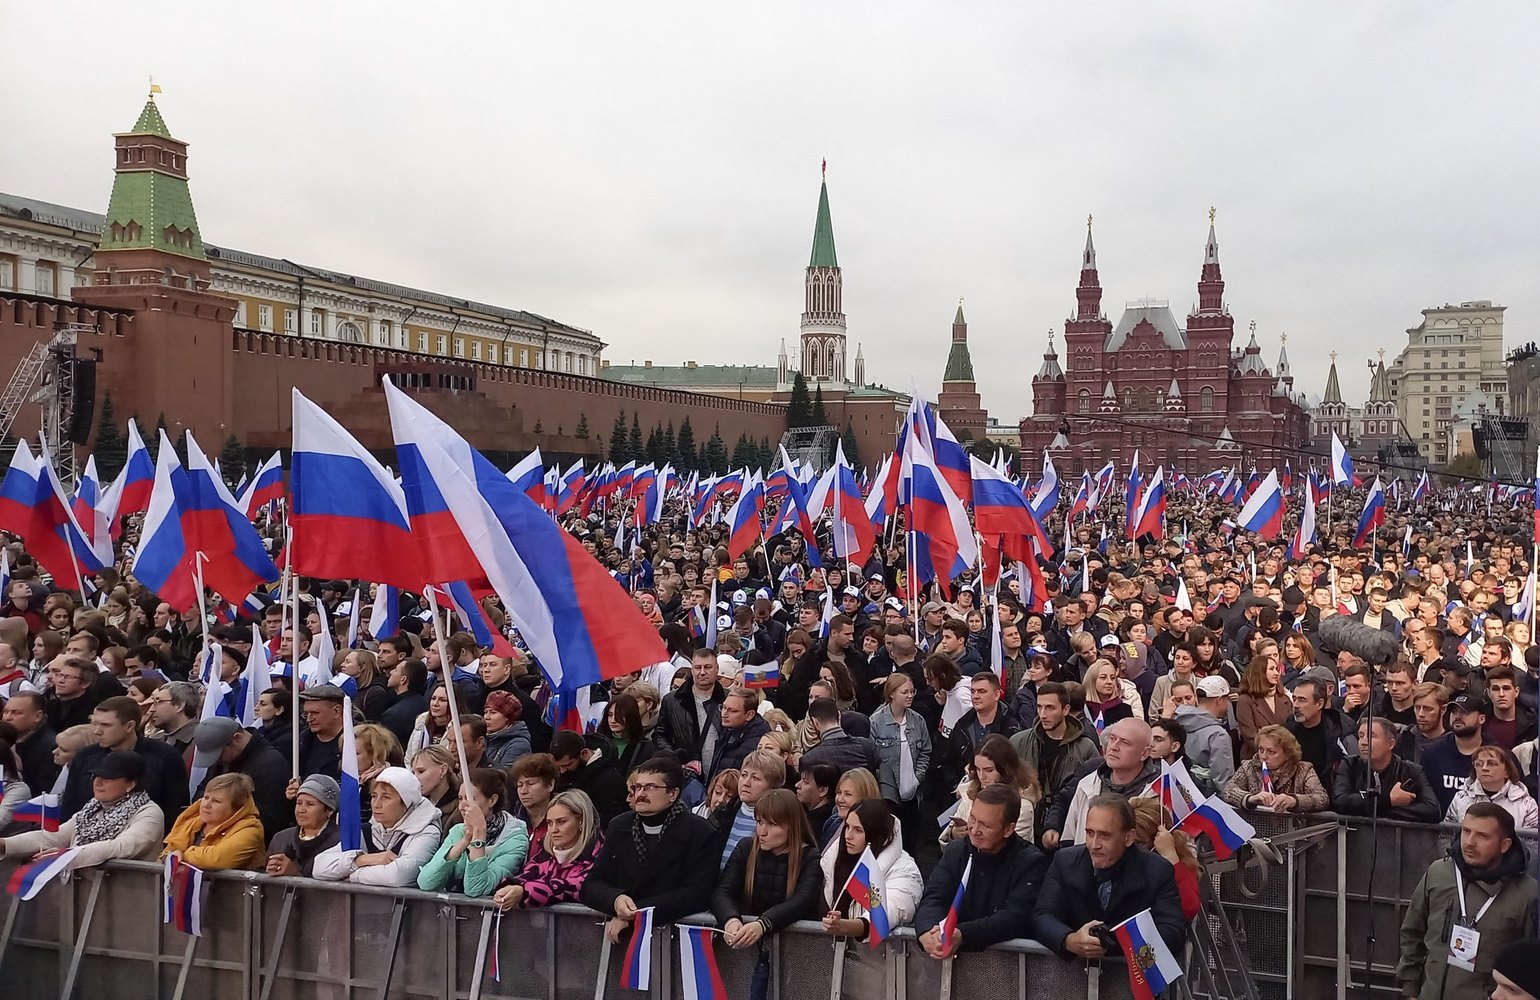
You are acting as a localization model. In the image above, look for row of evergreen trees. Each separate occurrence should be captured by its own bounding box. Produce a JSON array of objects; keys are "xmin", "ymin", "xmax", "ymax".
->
[
  {"xmin": 89, "ymin": 395, "xmax": 248, "ymax": 489},
  {"xmin": 604, "ymin": 410, "xmax": 778, "ymax": 474}
]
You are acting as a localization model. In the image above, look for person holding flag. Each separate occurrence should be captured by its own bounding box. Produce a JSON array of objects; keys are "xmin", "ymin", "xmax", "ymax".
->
[
  {"xmin": 819, "ymin": 799, "xmax": 924, "ymax": 944},
  {"xmin": 313, "ymin": 762, "xmax": 444, "ymax": 886},
  {"xmin": 1032, "ymin": 794, "xmax": 1186, "ymax": 969},
  {"xmin": 1218, "ymin": 725, "xmax": 1330, "ymax": 815},
  {"xmin": 2, "ymin": 750, "xmax": 166, "ymax": 873},
  {"xmin": 914, "ymin": 783, "xmax": 1046, "ymax": 956},
  {"xmin": 159, "ymin": 771, "xmax": 266, "ymax": 871}
]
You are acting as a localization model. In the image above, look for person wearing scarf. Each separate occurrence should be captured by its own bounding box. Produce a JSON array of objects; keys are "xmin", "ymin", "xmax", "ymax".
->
[
  {"xmin": 0, "ymin": 750, "xmax": 164, "ymax": 868},
  {"xmin": 581, "ymin": 754, "xmax": 719, "ymax": 943},
  {"xmin": 417, "ymin": 768, "xmax": 528, "ymax": 897},
  {"xmin": 1398, "ymin": 801, "xmax": 1538, "ymax": 1000}
]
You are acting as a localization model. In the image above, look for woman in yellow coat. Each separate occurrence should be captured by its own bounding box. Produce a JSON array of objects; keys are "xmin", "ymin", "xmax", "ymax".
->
[{"xmin": 161, "ymin": 773, "xmax": 267, "ymax": 871}]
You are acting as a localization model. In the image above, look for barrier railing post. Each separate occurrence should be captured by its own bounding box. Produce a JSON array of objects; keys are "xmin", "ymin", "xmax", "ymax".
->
[
  {"xmin": 1336, "ymin": 818, "xmax": 1348, "ymax": 1000},
  {"xmin": 545, "ymin": 909, "xmax": 558, "ymax": 1000},
  {"xmin": 592, "ymin": 934, "xmax": 613, "ymax": 1000},
  {"xmin": 58, "ymin": 868, "xmax": 103, "ymax": 1000},
  {"xmin": 828, "ymin": 939, "xmax": 846, "ymax": 1000},
  {"xmin": 257, "ymin": 885, "xmax": 296, "ymax": 1000},
  {"xmin": 168, "ymin": 933, "xmax": 199, "ymax": 1000},
  {"xmin": 465, "ymin": 908, "xmax": 493, "ymax": 1000},
  {"xmin": 373, "ymin": 897, "xmax": 406, "ymax": 1000},
  {"xmin": 0, "ymin": 894, "xmax": 20, "ymax": 975},
  {"xmin": 442, "ymin": 902, "xmax": 459, "ymax": 1000}
]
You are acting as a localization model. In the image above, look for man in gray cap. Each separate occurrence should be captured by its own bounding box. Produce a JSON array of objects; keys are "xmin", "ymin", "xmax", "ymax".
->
[
  {"xmin": 919, "ymin": 602, "xmax": 947, "ymax": 654},
  {"xmin": 295, "ymin": 683, "xmax": 346, "ymax": 783},
  {"xmin": 192, "ymin": 717, "xmax": 293, "ymax": 839}
]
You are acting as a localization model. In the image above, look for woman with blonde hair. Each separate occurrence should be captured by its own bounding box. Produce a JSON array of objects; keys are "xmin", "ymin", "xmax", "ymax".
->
[
  {"xmin": 1444, "ymin": 745, "xmax": 1539, "ymax": 828},
  {"xmin": 1082, "ymin": 659, "xmax": 1137, "ymax": 730},
  {"xmin": 409, "ymin": 745, "xmax": 462, "ymax": 835},
  {"xmin": 161, "ymin": 772, "xmax": 266, "ymax": 871},
  {"xmin": 354, "ymin": 723, "xmax": 405, "ymax": 823},
  {"xmin": 940, "ymin": 734, "xmax": 1037, "ymax": 845},
  {"xmin": 711, "ymin": 788, "xmax": 824, "ymax": 998},
  {"xmin": 1130, "ymin": 797, "xmax": 1201, "ymax": 920},
  {"xmin": 1236, "ymin": 653, "xmax": 1291, "ymax": 757},
  {"xmin": 1220, "ymin": 724, "xmax": 1328, "ymax": 814},
  {"xmin": 494, "ymin": 789, "xmax": 604, "ymax": 909},
  {"xmin": 695, "ymin": 767, "xmax": 741, "ymax": 819},
  {"xmin": 337, "ymin": 649, "xmax": 391, "ymax": 720}
]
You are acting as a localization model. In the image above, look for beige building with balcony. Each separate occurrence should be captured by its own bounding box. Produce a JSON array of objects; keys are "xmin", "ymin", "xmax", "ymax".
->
[{"xmin": 1386, "ymin": 300, "xmax": 1506, "ymax": 465}]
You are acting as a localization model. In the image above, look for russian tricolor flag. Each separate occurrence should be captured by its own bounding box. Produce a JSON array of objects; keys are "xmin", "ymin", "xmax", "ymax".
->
[
  {"xmin": 618, "ymin": 906, "xmax": 656, "ymax": 990},
  {"xmin": 338, "ymin": 693, "xmax": 363, "ymax": 851},
  {"xmin": 903, "ymin": 430, "xmax": 977, "ymax": 597},
  {"xmin": 181, "ymin": 434, "xmax": 280, "ymax": 604},
  {"xmin": 842, "ymin": 845, "xmax": 891, "ymax": 947},
  {"xmin": 677, "ymin": 926, "xmax": 728, "ymax": 1000},
  {"xmin": 724, "ymin": 473, "xmax": 766, "ymax": 560},
  {"xmin": 163, "ymin": 853, "xmax": 205, "ymax": 937},
  {"xmin": 864, "ymin": 455, "xmax": 895, "ymax": 530},
  {"xmin": 506, "ymin": 449, "xmax": 547, "ymax": 508},
  {"xmin": 1177, "ymin": 796, "xmax": 1256, "ymax": 859},
  {"xmin": 291, "ymin": 390, "xmax": 422, "ymax": 589},
  {"xmin": 6, "ymin": 847, "xmax": 82, "ymax": 900},
  {"xmin": 940, "ymin": 855, "xmax": 972, "ymax": 952},
  {"xmin": 1110, "ymin": 908, "xmax": 1183, "ymax": 1000},
  {"xmin": 128, "ymin": 442, "xmax": 195, "ymax": 611},
  {"xmin": 1288, "ymin": 477, "xmax": 1316, "ymax": 561},
  {"xmin": 1029, "ymin": 451, "xmax": 1060, "ymax": 522},
  {"xmin": 13, "ymin": 793, "xmax": 61, "ymax": 832},
  {"xmin": 239, "ymin": 452, "xmax": 285, "ymax": 518},
  {"xmin": 1352, "ymin": 478, "xmax": 1386, "ymax": 548},
  {"xmin": 117, "ymin": 418, "xmax": 156, "ymax": 516},
  {"xmin": 1330, "ymin": 430, "xmax": 1354, "ymax": 486},
  {"xmin": 1128, "ymin": 466, "xmax": 1166, "ymax": 540},
  {"xmin": 1236, "ymin": 469, "xmax": 1285, "ymax": 540},
  {"xmin": 383, "ymin": 379, "xmax": 667, "ymax": 692},
  {"xmin": 0, "ymin": 439, "xmax": 105, "ymax": 588}
]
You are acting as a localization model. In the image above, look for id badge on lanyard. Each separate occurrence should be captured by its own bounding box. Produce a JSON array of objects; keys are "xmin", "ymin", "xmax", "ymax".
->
[{"xmin": 1447, "ymin": 867, "xmax": 1495, "ymax": 973}]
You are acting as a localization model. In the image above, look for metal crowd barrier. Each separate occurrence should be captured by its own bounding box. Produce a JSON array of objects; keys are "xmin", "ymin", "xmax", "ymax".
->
[
  {"xmin": 3, "ymin": 813, "xmax": 1529, "ymax": 1000},
  {"xmin": 0, "ymin": 859, "xmax": 1139, "ymax": 1000}
]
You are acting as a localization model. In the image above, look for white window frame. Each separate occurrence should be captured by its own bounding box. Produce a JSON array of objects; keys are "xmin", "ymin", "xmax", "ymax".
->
[
  {"xmin": 284, "ymin": 308, "xmax": 296, "ymax": 333},
  {"xmin": 436, "ymin": 335, "xmax": 448, "ymax": 355},
  {"xmin": 378, "ymin": 320, "xmax": 392, "ymax": 346},
  {"xmin": 453, "ymin": 338, "xmax": 465, "ymax": 358},
  {"xmin": 311, "ymin": 309, "xmax": 324, "ymax": 336},
  {"xmin": 234, "ymin": 301, "xmax": 247, "ymax": 326},
  {"xmin": 471, "ymin": 341, "xmax": 482, "ymax": 361}
]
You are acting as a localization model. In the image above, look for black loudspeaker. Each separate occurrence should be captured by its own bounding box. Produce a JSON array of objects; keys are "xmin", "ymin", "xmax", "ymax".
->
[{"xmin": 68, "ymin": 358, "xmax": 97, "ymax": 444}]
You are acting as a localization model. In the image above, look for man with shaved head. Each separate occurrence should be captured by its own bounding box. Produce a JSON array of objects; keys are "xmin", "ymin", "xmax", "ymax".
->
[{"xmin": 1042, "ymin": 717, "xmax": 1159, "ymax": 848}]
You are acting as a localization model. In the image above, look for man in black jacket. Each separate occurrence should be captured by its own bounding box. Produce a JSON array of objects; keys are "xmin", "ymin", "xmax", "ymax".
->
[
  {"xmin": 61, "ymin": 696, "xmax": 188, "ymax": 824},
  {"xmin": 190, "ymin": 717, "xmax": 293, "ymax": 841},
  {"xmin": 2, "ymin": 691, "xmax": 59, "ymax": 794},
  {"xmin": 1047, "ymin": 598, "xmax": 1108, "ymax": 663},
  {"xmin": 581, "ymin": 754, "xmax": 719, "ymax": 942},
  {"xmin": 949, "ymin": 671, "xmax": 1017, "ymax": 771},
  {"xmin": 799, "ymin": 698, "xmax": 880, "ymax": 776},
  {"xmin": 654, "ymin": 648, "xmax": 725, "ymax": 773},
  {"xmin": 379, "ymin": 658, "xmax": 429, "ymax": 750},
  {"xmin": 705, "ymin": 687, "xmax": 770, "ymax": 783},
  {"xmin": 915, "ymin": 783, "xmax": 1047, "ymax": 955},
  {"xmin": 782, "ymin": 616, "xmax": 866, "ymax": 721},
  {"xmin": 1033, "ymin": 794, "xmax": 1186, "ymax": 963},
  {"xmin": 1332, "ymin": 716, "xmax": 1442, "ymax": 823},
  {"xmin": 552, "ymin": 730, "xmax": 630, "ymax": 825},
  {"xmin": 1284, "ymin": 677, "xmax": 1359, "ymax": 787}
]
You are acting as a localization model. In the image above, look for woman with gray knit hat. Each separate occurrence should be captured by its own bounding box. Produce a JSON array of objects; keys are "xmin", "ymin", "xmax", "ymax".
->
[
  {"xmin": 265, "ymin": 775, "xmax": 341, "ymax": 877},
  {"xmin": 312, "ymin": 766, "xmax": 443, "ymax": 886}
]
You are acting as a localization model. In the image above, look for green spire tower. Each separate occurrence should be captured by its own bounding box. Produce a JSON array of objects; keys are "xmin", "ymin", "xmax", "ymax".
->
[
  {"xmin": 800, "ymin": 162, "xmax": 847, "ymax": 384},
  {"xmin": 95, "ymin": 88, "xmax": 210, "ymax": 289}
]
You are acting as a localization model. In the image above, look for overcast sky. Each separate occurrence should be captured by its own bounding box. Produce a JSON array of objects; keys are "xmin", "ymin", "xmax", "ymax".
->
[{"xmin": 4, "ymin": 4, "xmax": 1536, "ymax": 421}]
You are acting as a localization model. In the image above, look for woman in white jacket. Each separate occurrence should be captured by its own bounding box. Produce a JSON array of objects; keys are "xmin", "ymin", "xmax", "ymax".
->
[
  {"xmin": 819, "ymin": 799, "xmax": 923, "ymax": 938},
  {"xmin": 313, "ymin": 766, "xmax": 443, "ymax": 887},
  {"xmin": 1443, "ymin": 745, "xmax": 1540, "ymax": 830},
  {"xmin": 0, "ymin": 750, "xmax": 164, "ymax": 868}
]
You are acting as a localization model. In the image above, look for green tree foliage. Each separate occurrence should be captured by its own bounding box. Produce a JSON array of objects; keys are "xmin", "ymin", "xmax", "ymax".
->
[
  {"xmin": 661, "ymin": 421, "xmax": 677, "ymax": 468},
  {"xmin": 787, "ymin": 372, "xmax": 812, "ymax": 428},
  {"xmin": 731, "ymin": 433, "xmax": 756, "ymax": 470},
  {"xmin": 575, "ymin": 413, "xmax": 590, "ymax": 439},
  {"xmin": 219, "ymin": 435, "xmax": 246, "ymax": 489},
  {"xmin": 811, "ymin": 386, "xmax": 828, "ymax": 426},
  {"xmin": 628, "ymin": 413, "xmax": 644, "ymax": 460},
  {"xmin": 676, "ymin": 417, "xmax": 696, "ymax": 470},
  {"xmin": 92, "ymin": 395, "xmax": 128, "ymax": 480},
  {"xmin": 609, "ymin": 410, "xmax": 629, "ymax": 464},
  {"xmin": 841, "ymin": 421, "xmax": 861, "ymax": 468},
  {"xmin": 1444, "ymin": 452, "xmax": 1484, "ymax": 479},
  {"xmin": 704, "ymin": 427, "xmax": 728, "ymax": 473}
]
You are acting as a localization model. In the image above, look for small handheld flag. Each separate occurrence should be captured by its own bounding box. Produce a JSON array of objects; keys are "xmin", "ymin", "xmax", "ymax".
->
[
  {"xmin": 163, "ymin": 853, "xmax": 205, "ymax": 936},
  {"xmin": 1177, "ymin": 796, "xmax": 1257, "ymax": 859},
  {"xmin": 678, "ymin": 926, "xmax": 728, "ymax": 1000},
  {"xmin": 6, "ymin": 848, "xmax": 82, "ymax": 900},
  {"xmin": 619, "ymin": 906, "xmax": 657, "ymax": 990},
  {"xmin": 338, "ymin": 693, "xmax": 363, "ymax": 851},
  {"xmin": 13, "ymin": 793, "xmax": 61, "ymax": 832},
  {"xmin": 842, "ymin": 845, "xmax": 892, "ymax": 947},
  {"xmin": 1111, "ymin": 907, "xmax": 1183, "ymax": 1000},
  {"xmin": 940, "ymin": 855, "xmax": 973, "ymax": 952}
]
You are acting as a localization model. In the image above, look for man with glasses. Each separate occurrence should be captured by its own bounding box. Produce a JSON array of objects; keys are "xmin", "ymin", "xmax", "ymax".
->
[
  {"xmin": 43, "ymin": 655, "xmax": 105, "ymax": 732},
  {"xmin": 149, "ymin": 681, "xmax": 201, "ymax": 760},
  {"xmin": 581, "ymin": 754, "xmax": 718, "ymax": 943}
]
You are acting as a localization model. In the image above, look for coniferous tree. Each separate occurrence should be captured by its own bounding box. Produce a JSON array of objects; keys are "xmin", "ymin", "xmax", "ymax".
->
[
  {"xmin": 645, "ymin": 424, "xmax": 664, "ymax": 466},
  {"xmin": 609, "ymin": 410, "xmax": 629, "ymax": 464},
  {"xmin": 731, "ymin": 433, "xmax": 756, "ymax": 470},
  {"xmin": 787, "ymin": 373, "xmax": 812, "ymax": 428},
  {"xmin": 154, "ymin": 413, "xmax": 170, "ymax": 457},
  {"xmin": 575, "ymin": 413, "xmax": 590, "ymax": 439},
  {"xmin": 92, "ymin": 395, "xmax": 128, "ymax": 480},
  {"xmin": 841, "ymin": 421, "xmax": 861, "ymax": 468},
  {"xmin": 219, "ymin": 435, "xmax": 246, "ymax": 489},
  {"xmin": 704, "ymin": 427, "xmax": 728, "ymax": 473},
  {"xmin": 661, "ymin": 420, "xmax": 677, "ymax": 468},
  {"xmin": 676, "ymin": 417, "xmax": 696, "ymax": 470},
  {"xmin": 758, "ymin": 437, "xmax": 775, "ymax": 470},
  {"xmin": 628, "ymin": 413, "xmax": 644, "ymax": 460},
  {"xmin": 811, "ymin": 386, "xmax": 828, "ymax": 426}
]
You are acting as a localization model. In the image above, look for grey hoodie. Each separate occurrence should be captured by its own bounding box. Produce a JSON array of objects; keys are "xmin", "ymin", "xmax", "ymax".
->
[{"xmin": 1175, "ymin": 705, "xmax": 1236, "ymax": 787}]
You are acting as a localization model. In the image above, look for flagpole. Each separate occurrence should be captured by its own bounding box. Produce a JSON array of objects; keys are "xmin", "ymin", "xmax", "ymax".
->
[
  {"xmin": 288, "ymin": 546, "xmax": 301, "ymax": 781},
  {"xmin": 424, "ymin": 585, "xmax": 474, "ymax": 783},
  {"xmin": 193, "ymin": 552, "xmax": 210, "ymax": 667}
]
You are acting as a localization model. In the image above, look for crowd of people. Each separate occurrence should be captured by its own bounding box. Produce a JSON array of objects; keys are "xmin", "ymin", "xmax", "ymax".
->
[{"xmin": 2, "ymin": 478, "xmax": 1539, "ymax": 999}]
